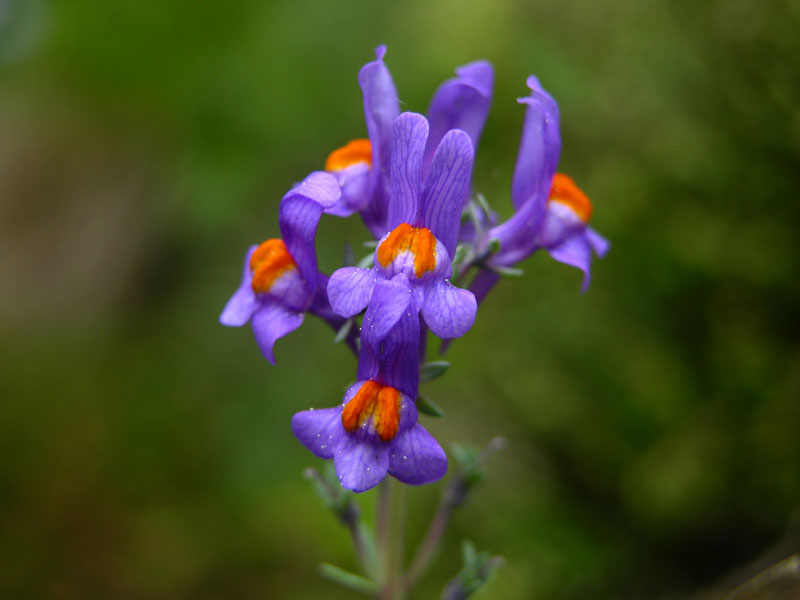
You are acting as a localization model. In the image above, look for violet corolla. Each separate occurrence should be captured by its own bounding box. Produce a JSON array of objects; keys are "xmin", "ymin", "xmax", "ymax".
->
[
  {"xmin": 292, "ymin": 278, "xmax": 447, "ymax": 492},
  {"xmin": 468, "ymin": 76, "xmax": 609, "ymax": 302},
  {"xmin": 322, "ymin": 45, "xmax": 493, "ymax": 239},
  {"xmin": 219, "ymin": 172, "xmax": 346, "ymax": 363},
  {"xmin": 327, "ymin": 112, "xmax": 478, "ymax": 341}
]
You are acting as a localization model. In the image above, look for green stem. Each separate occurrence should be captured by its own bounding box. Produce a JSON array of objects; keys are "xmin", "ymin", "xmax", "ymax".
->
[{"xmin": 376, "ymin": 480, "xmax": 395, "ymax": 599}]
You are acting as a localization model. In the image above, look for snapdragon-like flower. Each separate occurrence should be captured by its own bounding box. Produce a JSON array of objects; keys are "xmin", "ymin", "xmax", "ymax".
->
[
  {"xmin": 323, "ymin": 45, "xmax": 493, "ymax": 239},
  {"xmin": 219, "ymin": 172, "xmax": 343, "ymax": 363},
  {"xmin": 472, "ymin": 76, "xmax": 609, "ymax": 300},
  {"xmin": 327, "ymin": 112, "xmax": 478, "ymax": 340},
  {"xmin": 292, "ymin": 278, "xmax": 447, "ymax": 492}
]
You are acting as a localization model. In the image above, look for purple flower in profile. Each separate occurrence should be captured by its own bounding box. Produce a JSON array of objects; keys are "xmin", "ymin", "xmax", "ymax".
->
[
  {"xmin": 219, "ymin": 172, "xmax": 343, "ymax": 363},
  {"xmin": 470, "ymin": 76, "xmax": 609, "ymax": 301},
  {"xmin": 323, "ymin": 45, "xmax": 493, "ymax": 239},
  {"xmin": 326, "ymin": 112, "xmax": 478, "ymax": 341},
  {"xmin": 292, "ymin": 278, "xmax": 447, "ymax": 492}
]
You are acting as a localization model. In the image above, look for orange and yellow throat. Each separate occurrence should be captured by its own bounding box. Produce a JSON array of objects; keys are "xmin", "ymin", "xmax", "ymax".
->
[
  {"xmin": 376, "ymin": 223, "xmax": 437, "ymax": 278},
  {"xmin": 325, "ymin": 139, "xmax": 373, "ymax": 172},
  {"xmin": 249, "ymin": 239, "xmax": 297, "ymax": 293},
  {"xmin": 548, "ymin": 173, "xmax": 592, "ymax": 223},
  {"xmin": 341, "ymin": 381, "xmax": 402, "ymax": 442}
]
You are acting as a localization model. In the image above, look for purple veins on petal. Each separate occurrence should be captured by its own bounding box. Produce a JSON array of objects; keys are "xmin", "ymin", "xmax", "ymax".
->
[
  {"xmin": 279, "ymin": 172, "xmax": 340, "ymax": 294},
  {"xmin": 286, "ymin": 171, "xmax": 342, "ymax": 210},
  {"xmin": 370, "ymin": 306, "xmax": 420, "ymax": 400},
  {"xmin": 421, "ymin": 280, "xmax": 477, "ymax": 339},
  {"xmin": 419, "ymin": 128, "xmax": 474, "ymax": 257},
  {"xmin": 388, "ymin": 423, "xmax": 448, "ymax": 485},
  {"xmin": 388, "ymin": 112, "xmax": 429, "ymax": 231},
  {"xmin": 327, "ymin": 267, "xmax": 377, "ymax": 318},
  {"xmin": 361, "ymin": 278, "xmax": 412, "ymax": 342},
  {"xmin": 334, "ymin": 430, "xmax": 391, "ymax": 493}
]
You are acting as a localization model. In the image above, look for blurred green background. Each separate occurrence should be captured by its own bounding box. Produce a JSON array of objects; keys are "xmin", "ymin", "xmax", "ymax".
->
[{"xmin": 2, "ymin": 0, "xmax": 800, "ymax": 598}]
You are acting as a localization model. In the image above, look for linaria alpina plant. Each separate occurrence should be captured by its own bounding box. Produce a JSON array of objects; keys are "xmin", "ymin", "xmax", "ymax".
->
[{"xmin": 221, "ymin": 45, "xmax": 608, "ymax": 599}]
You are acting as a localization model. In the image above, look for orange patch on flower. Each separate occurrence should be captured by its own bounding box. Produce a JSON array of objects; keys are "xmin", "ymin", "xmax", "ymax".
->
[
  {"xmin": 342, "ymin": 381, "xmax": 401, "ymax": 442},
  {"xmin": 376, "ymin": 223, "xmax": 437, "ymax": 278},
  {"xmin": 325, "ymin": 138, "xmax": 372, "ymax": 172},
  {"xmin": 548, "ymin": 173, "xmax": 592, "ymax": 223},
  {"xmin": 249, "ymin": 239, "xmax": 296, "ymax": 293}
]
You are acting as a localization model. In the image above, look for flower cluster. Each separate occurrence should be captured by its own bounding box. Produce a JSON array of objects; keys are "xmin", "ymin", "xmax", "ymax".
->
[{"xmin": 221, "ymin": 46, "xmax": 608, "ymax": 492}]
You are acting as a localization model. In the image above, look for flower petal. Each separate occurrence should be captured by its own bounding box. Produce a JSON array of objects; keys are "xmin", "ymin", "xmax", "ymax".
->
[
  {"xmin": 547, "ymin": 231, "xmax": 594, "ymax": 293},
  {"xmin": 220, "ymin": 284, "xmax": 258, "ymax": 327},
  {"xmin": 355, "ymin": 276, "xmax": 419, "ymax": 397},
  {"xmin": 359, "ymin": 46, "xmax": 400, "ymax": 238},
  {"xmin": 511, "ymin": 76, "xmax": 560, "ymax": 213},
  {"xmin": 325, "ymin": 163, "xmax": 371, "ymax": 218},
  {"xmin": 359, "ymin": 45, "xmax": 399, "ymax": 182},
  {"xmin": 334, "ymin": 434, "xmax": 390, "ymax": 493},
  {"xmin": 279, "ymin": 173, "xmax": 340, "ymax": 294},
  {"xmin": 418, "ymin": 129, "xmax": 474, "ymax": 257},
  {"xmin": 388, "ymin": 112, "xmax": 429, "ymax": 231},
  {"xmin": 388, "ymin": 423, "xmax": 447, "ymax": 485},
  {"xmin": 291, "ymin": 407, "xmax": 343, "ymax": 459},
  {"xmin": 285, "ymin": 170, "xmax": 342, "ymax": 209},
  {"xmin": 424, "ymin": 60, "xmax": 493, "ymax": 173},
  {"xmin": 327, "ymin": 267, "xmax": 377, "ymax": 318},
  {"xmin": 421, "ymin": 280, "xmax": 477, "ymax": 339},
  {"xmin": 361, "ymin": 278, "xmax": 412, "ymax": 344},
  {"xmin": 380, "ymin": 309, "xmax": 421, "ymax": 399},
  {"xmin": 219, "ymin": 245, "xmax": 259, "ymax": 326},
  {"xmin": 586, "ymin": 226, "xmax": 611, "ymax": 258},
  {"xmin": 250, "ymin": 302, "xmax": 304, "ymax": 364}
]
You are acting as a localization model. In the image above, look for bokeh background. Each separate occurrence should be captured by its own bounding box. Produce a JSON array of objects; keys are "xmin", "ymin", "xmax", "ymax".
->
[{"xmin": 2, "ymin": 0, "xmax": 800, "ymax": 598}]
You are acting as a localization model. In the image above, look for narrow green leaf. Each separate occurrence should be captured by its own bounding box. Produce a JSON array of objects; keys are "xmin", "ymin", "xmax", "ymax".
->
[
  {"xmin": 334, "ymin": 318, "xmax": 353, "ymax": 344},
  {"xmin": 487, "ymin": 264, "xmax": 523, "ymax": 277},
  {"xmin": 318, "ymin": 563, "xmax": 378, "ymax": 595},
  {"xmin": 451, "ymin": 244, "xmax": 468, "ymax": 267},
  {"xmin": 475, "ymin": 192, "xmax": 491, "ymax": 216},
  {"xmin": 420, "ymin": 360, "xmax": 450, "ymax": 382},
  {"xmin": 417, "ymin": 393, "xmax": 445, "ymax": 417},
  {"xmin": 356, "ymin": 252, "xmax": 374, "ymax": 269},
  {"xmin": 462, "ymin": 539, "xmax": 478, "ymax": 566}
]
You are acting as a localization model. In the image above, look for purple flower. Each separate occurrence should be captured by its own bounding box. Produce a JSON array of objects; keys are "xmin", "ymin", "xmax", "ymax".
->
[
  {"xmin": 292, "ymin": 279, "xmax": 447, "ymax": 492},
  {"xmin": 323, "ymin": 46, "xmax": 493, "ymax": 239},
  {"xmin": 475, "ymin": 76, "xmax": 609, "ymax": 297},
  {"xmin": 326, "ymin": 112, "xmax": 478, "ymax": 341},
  {"xmin": 219, "ymin": 172, "xmax": 343, "ymax": 363}
]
